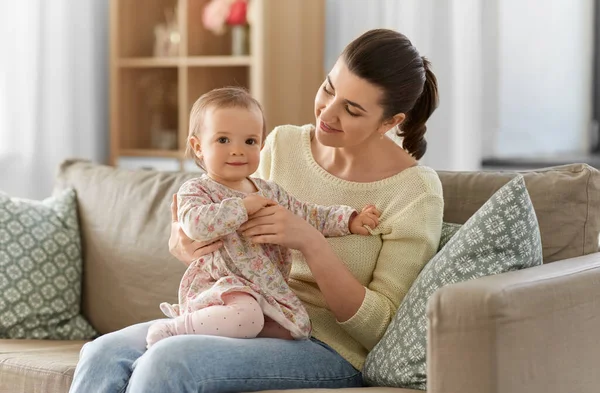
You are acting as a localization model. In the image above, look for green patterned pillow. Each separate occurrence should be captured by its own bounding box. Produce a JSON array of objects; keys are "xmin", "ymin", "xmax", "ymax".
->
[
  {"xmin": 0, "ymin": 189, "xmax": 96, "ymax": 339},
  {"xmin": 439, "ymin": 222, "xmax": 461, "ymax": 250},
  {"xmin": 363, "ymin": 175, "xmax": 543, "ymax": 390}
]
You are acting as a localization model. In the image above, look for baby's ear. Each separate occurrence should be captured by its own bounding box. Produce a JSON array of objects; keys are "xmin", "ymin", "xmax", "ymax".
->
[{"xmin": 189, "ymin": 135, "xmax": 202, "ymax": 156}]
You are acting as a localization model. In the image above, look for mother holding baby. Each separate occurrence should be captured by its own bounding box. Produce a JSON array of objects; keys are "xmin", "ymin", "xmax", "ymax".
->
[{"xmin": 70, "ymin": 28, "xmax": 443, "ymax": 392}]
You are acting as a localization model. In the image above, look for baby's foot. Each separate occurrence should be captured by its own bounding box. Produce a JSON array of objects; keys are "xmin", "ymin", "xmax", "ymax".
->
[{"xmin": 146, "ymin": 320, "xmax": 175, "ymax": 348}]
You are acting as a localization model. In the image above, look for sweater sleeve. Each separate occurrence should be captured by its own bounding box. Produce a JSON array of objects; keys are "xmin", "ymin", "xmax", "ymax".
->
[
  {"xmin": 337, "ymin": 193, "xmax": 443, "ymax": 350},
  {"xmin": 177, "ymin": 180, "xmax": 248, "ymax": 242}
]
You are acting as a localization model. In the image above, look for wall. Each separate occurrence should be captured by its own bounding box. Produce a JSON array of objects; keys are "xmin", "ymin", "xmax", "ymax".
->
[
  {"xmin": 324, "ymin": 0, "xmax": 483, "ymax": 171},
  {"xmin": 489, "ymin": 0, "xmax": 594, "ymax": 158},
  {"xmin": 324, "ymin": 0, "xmax": 595, "ymax": 168}
]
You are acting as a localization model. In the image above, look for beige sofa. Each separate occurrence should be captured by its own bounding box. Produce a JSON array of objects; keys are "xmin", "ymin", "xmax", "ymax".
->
[{"xmin": 1, "ymin": 161, "xmax": 600, "ymax": 393}]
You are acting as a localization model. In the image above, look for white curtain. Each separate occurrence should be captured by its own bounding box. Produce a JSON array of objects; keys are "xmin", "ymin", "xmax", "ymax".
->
[
  {"xmin": 0, "ymin": 1, "xmax": 109, "ymax": 199},
  {"xmin": 325, "ymin": 0, "xmax": 484, "ymax": 171}
]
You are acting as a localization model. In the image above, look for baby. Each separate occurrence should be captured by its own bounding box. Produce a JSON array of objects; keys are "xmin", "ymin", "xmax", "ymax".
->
[{"xmin": 146, "ymin": 87, "xmax": 380, "ymax": 348}]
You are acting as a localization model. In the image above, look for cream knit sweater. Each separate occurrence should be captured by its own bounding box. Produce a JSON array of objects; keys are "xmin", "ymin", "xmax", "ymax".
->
[{"xmin": 256, "ymin": 124, "xmax": 443, "ymax": 370}]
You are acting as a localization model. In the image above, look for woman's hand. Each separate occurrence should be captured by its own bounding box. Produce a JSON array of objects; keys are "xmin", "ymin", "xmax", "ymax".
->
[
  {"xmin": 168, "ymin": 194, "xmax": 223, "ymax": 266},
  {"xmin": 239, "ymin": 204, "xmax": 320, "ymax": 252}
]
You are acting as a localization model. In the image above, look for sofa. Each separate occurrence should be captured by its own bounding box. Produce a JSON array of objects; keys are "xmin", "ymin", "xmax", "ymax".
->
[{"xmin": 1, "ymin": 160, "xmax": 600, "ymax": 393}]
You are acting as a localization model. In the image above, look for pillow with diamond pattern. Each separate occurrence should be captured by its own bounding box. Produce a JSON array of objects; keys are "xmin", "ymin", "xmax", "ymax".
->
[
  {"xmin": 363, "ymin": 175, "xmax": 543, "ymax": 390},
  {"xmin": 0, "ymin": 188, "xmax": 96, "ymax": 339}
]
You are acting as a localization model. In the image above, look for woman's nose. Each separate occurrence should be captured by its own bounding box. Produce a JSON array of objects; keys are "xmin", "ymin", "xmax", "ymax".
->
[{"xmin": 319, "ymin": 103, "xmax": 338, "ymax": 123}]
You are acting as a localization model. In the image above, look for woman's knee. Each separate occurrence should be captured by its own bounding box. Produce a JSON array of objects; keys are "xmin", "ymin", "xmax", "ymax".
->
[
  {"xmin": 79, "ymin": 322, "xmax": 151, "ymax": 362},
  {"xmin": 79, "ymin": 335, "xmax": 119, "ymax": 362},
  {"xmin": 129, "ymin": 336, "xmax": 208, "ymax": 391}
]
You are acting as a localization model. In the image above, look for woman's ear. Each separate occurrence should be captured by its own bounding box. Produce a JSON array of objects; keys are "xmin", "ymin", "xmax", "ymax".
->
[
  {"xmin": 189, "ymin": 135, "xmax": 202, "ymax": 158},
  {"xmin": 386, "ymin": 113, "xmax": 406, "ymax": 129},
  {"xmin": 379, "ymin": 113, "xmax": 406, "ymax": 137}
]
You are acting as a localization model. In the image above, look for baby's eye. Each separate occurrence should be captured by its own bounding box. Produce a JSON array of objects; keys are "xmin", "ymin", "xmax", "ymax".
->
[
  {"xmin": 245, "ymin": 138, "xmax": 258, "ymax": 145},
  {"xmin": 217, "ymin": 137, "xmax": 229, "ymax": 143}
]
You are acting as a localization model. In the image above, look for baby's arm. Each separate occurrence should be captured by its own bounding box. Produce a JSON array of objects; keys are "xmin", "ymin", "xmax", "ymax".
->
[
  {"xmin": 177, "ymin": 181, "xmax": 248, "ymax": 242},
  {"xmin": 273, "ymin": 184, "xmax": 372, "ymax": 237}
]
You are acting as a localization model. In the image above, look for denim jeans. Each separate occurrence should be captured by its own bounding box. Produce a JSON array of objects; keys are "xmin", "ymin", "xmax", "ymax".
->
[{"xmin": 69, "ymin": 320, "xmax": 363, "ymax": 393}]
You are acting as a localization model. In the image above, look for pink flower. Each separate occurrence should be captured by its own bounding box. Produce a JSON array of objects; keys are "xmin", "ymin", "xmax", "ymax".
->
[
  {"xmin": 202, "ymin": 0, "xmax": 232, "ymax": 35},
  {"xmin": 250, "ymin": 259, "xmax": 263, "ymax": 271},
  {"xmin": 202, "ymin": 0, "xmax": 249, "ymax": 35}
]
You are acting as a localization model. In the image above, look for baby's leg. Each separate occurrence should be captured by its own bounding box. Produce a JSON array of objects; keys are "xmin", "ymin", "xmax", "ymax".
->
[
  {"xmin": 257, "ymin": 316, "xmax": 294, "ymax": 340},
  {"xmin": 146, "ymin": 292, "xmax": 264, "ymax": 348}
]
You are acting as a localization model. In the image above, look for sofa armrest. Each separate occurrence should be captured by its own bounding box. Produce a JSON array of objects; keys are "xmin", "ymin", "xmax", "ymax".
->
[{"xmin": 426, "ymin": 253, "xmax": 600, "ymax": 393}]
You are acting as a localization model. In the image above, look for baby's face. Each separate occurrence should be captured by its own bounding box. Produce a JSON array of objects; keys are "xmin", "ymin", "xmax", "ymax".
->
[{"xmin": 198, "ymin": 106, "xmax": 263, "ymax": 184}]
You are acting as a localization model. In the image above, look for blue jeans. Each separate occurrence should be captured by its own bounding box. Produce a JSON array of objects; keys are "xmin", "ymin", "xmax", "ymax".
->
[{"xmin": 69, "ymin": 320, "xmax": 363, "ymax": 393}]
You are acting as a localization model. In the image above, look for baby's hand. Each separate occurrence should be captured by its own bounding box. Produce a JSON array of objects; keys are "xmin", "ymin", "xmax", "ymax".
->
[
  {"xmin": 243, "ymin": 195, "xmax": 277, "ymax": 216},
  {"xmin": 349, "ymin": 205, "xmax": 380, "ymax": 235}
]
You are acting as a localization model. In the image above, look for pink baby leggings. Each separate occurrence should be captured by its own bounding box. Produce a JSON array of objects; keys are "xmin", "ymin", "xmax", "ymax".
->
[{"xmin": 146, "ymin": 292, "xmax": 291, "ymax": 348}]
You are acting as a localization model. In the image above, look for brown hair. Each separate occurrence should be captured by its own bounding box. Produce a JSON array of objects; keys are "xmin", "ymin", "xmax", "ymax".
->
[
  {"xmin": 186, "ymin": 86, "xmax": 267, "ymax": 168},
  {"xmin": 342, "ymin": 29, "xmax": 439, "ymax": 160}
]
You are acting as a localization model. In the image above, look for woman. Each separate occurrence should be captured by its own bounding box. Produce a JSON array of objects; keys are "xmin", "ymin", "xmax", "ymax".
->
[{"xmin": 69, "ymin": 29, "xmax": 443, "ymax": 392}]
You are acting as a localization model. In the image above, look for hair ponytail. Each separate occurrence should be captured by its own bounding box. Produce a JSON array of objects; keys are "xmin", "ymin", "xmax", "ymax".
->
[
  {"xmin": 398, "ymin": 57, "xmax": 438, "ymax": 160},
  {"xmin": 342, "ymin": 30, "xmax": 440, "ymax": 160}
]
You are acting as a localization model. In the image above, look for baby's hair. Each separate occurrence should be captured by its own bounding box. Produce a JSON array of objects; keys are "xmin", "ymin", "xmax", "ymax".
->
[{"xmin": 186, "ymin": 86, "xmax": 267, "ymax": 168}]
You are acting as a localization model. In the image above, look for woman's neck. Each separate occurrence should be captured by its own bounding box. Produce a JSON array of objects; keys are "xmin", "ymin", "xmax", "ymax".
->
[{"xmin": 310, "ymin": 132, "xmax": 416, "ymax": 182}]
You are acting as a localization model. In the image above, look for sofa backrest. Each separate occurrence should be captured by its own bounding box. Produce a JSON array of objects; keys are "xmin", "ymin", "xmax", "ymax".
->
[
  {"xmin": 54, "ymin": 160, "xmax": 600, "ymax": 335},
  {"xmin": 438, "ymin": 163, "xmax": 600, "ymax": 263}
]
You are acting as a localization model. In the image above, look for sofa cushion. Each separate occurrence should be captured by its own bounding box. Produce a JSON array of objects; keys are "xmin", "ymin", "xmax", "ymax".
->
[
  {"xmin": 0, "ymin": 189, "xmax": 96, "ymax": 340},
  {"xmin": 0, "ymin": 339, "xmax": 85, "ymax": 393},
  {"xmin": 363, "ymin": 175, "xmax": 544, "ymax": 390},
  {"xmin": 438, "ymin": 163, "xmax": 600, "ymax": 262},
  {"xmin": 54, "ymin": 160, "xmax": 199, "ymax": 334}
]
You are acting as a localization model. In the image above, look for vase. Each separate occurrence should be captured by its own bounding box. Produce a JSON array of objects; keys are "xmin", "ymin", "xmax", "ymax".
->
[{"xmin": 231, "ymin": 24, "xmax": 249, "ymax": 56}]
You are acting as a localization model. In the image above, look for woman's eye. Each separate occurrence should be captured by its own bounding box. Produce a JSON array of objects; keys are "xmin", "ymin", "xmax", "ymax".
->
[
  {"xmin": 322, "ymin": 85, "xmax": 334, "ymax": 96},
  {"xmin": 345, "ymin": 106, "xmax": 359, "ymax": 117},
  {"xmin": 245, "ymin": 138, "xmax": 257, "ymax": 145},
  {"xmin": 217, "ymin": 137, "xmax": 229, "ymax": 143}
]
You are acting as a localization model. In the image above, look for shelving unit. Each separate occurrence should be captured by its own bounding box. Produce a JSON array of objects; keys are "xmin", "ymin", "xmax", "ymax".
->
[{"xmin": 109, "ymin": 0, "xmax": 325, "ymax": 170}]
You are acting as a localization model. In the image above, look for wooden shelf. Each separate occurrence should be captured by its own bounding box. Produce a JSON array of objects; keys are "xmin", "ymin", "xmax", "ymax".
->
[
  {"xmin": 118, "ymin": 58, "xmax": 181, "ymax": 68},
  {"xmin": 120, "ymin": 149, "xmax": 183, "ymax": 158},
  {"xmin": 117, "ymin": 56, "xmax": 252, "ymax": 68},
  {"xmin": 110, "ymin": 0, "xmax": 325, "ymax": 169},
  {"xmin": 186, "ymin": 56, "xmax": 252, "ymax": 67}
]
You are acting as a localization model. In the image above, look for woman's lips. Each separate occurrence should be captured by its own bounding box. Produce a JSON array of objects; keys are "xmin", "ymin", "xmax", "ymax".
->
[
  {"xmin": 226, "ymin": 162, "xmax": 247, "ymax": 166},
  {"xmin": 320, "ymin": 121, "xmax": 342, "ymax": 133}
]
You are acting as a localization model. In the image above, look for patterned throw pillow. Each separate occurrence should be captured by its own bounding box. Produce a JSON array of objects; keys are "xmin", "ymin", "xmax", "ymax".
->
[
  {"xmin": 363, "ymin": 175, "xmax": 543, "ymax": 390},
  {"xmin": 0, "ymin": 189, "xmax": 96, "ymax": 339},
  {"xmin": 438, "ymin": 222, "xmax": 461, "ymax": 250}
]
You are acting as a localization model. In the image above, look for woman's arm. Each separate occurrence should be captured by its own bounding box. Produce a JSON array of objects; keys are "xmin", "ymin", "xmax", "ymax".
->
[
  {"xmin": 302, "ymin": 233, "xmax": 367, "ymax": 322},
  {"xmin": 335, "ymin": 193, "xmax": 443, "ymax": 349},
  {"xmin": 241, "ymin": 193, "xmax": 443, "ymax": 349}
]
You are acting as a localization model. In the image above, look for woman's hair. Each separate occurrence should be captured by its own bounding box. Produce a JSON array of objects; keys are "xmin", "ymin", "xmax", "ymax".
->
[
  {"xmin": 342, "ymin": 29, "xmax": 439, "ymax": 160},
  {"xmin": 186, "ymin": 86, "xmax": 267, "ymax": 168}
]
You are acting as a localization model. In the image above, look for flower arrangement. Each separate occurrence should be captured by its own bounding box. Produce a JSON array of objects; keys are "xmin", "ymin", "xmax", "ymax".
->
[
  {"xmin": 202, "ymin": 0, "xmax": 252, "ymax": 55},
  {"xmin": 202, "ymin": 0, "xmax": 249, "ymax": 35}
]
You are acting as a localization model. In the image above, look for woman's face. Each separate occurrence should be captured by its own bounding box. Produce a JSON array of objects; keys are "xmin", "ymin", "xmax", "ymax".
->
[{"xmin": 314, "ymin": 59, "xmax": 393, "ymax": 148}]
